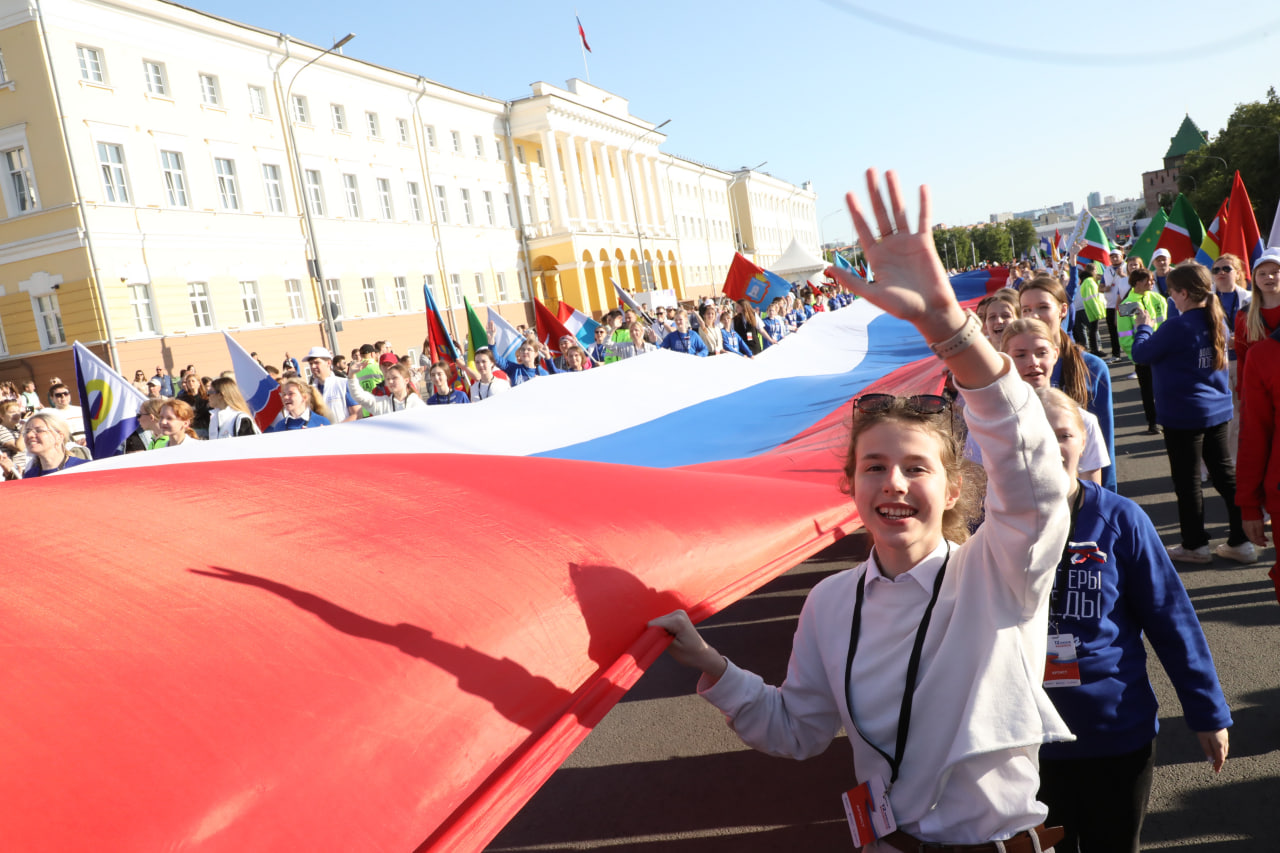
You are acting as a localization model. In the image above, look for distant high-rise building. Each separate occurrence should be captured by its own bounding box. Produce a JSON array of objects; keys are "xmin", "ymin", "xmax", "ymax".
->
[{"xmin": 1087, "ymin": 191, "xmax": 1102, "ymax": 209}]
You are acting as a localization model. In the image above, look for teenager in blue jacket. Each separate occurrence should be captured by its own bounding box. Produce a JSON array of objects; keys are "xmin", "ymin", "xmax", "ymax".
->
[
  {"xmin": 1034, "ymin": 387, "xmax": 1230, "ymax": 853},
  {"xmin": 1132, "ymin": 262, "xmax": 1252, "ymax": 564},
  {"xmin": 660, "ymin": 309, "xmax": 709, "ymax": 356},
  {"xmin": 496, "ymin": 340, "xmax": 550, "ymax": 387}
]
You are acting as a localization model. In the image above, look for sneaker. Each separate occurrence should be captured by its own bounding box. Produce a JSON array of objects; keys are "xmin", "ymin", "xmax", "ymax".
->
[
  {"xmin": 1124, "ymin": 372, "xmax": 1137, "ymax": 380},
  {"xmin": 1146, "ymin": 425, "xmax": 1160, "ymax": 435},
  {"xmin": 1167, "ymin": 544, "xmax": 1212, "ymax": 564},
  {"xmin": 1213, "ymin": 541, "xmax": 1257, "ymax": 564}
]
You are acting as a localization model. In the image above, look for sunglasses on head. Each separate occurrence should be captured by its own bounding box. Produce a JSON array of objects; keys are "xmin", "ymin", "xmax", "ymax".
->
[{"xmin": 853, "ymin": 393, "xmax": 950, "ymax": 416}]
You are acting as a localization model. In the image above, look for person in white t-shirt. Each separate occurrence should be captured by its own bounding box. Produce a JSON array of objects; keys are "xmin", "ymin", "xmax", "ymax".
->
[
  {"xmin": 304, "ymin": 346, "xmax": 360, "ymax": 423},
  {"xmin": 463, "ymin": 349, "xmax": 511, "ymax": 401},
  {"xmin": 1101, "ymin": 247, "xmax": 1129, "ymax": 363}
]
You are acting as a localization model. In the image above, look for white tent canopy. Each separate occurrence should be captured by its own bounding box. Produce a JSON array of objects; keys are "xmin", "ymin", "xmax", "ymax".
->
[{"xmin": 770, "ymin": 239, "xmax": 828, "ymax": 280}]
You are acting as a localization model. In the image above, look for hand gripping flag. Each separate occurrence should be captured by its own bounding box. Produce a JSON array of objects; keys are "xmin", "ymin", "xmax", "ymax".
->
[
  {"xmin": 535, "ymin": 298, "xmax": 576, "ymax": 357},
  {"xmin": 423, "ymin": 281, "xmax": 460, "ymax": 365},
  {"xmin": 1196, "ymin": 197, "xmax": 1230, "ymax": 267},
  {"xmin": 1154, "ymin": 194, "xmax": 1205, "ymax": 263},
  {"xmin": 1128, "ymin": 209, "xmax": 1169, "ymax": 267},
  {"xmin": 723, "ymin": 252, "xmax": 792, "ymax": 308},
  {"xmin": 72, "ymin": 341, "xmax": 147, "ymax": 459},
  {"xmin": 487, "ymin": 307, "xmax": 525, "ymax": 366},
  {"xmin": 557, "ymin": 300, "xmax": 602, "ymax": 350},
  {"xmin": 1220, "ymin": 170, "xmax": 1264, "ymax": 274},
  {"xmin": 223, "ymin": 332, "xmax": 283, "ymax": 431}
]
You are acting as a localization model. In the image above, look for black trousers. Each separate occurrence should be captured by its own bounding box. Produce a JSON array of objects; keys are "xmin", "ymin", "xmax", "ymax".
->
[
  {"xmin": 1072, "ymin": 310, "xmax": 1100, "ymax": 354},
  {"xmin": 1135, "ymin": 363, "xmax": 1156, "ymax": 428},
  {"xmin": 1162, "ymin": 421, "xmax": 1247, "ymax": 549},
  {"xmin": 1105, "ymin": 307, "xmax": 1122, "ymax": 358},
  {"xmin": 1039, "ymin": 739, "xmax": 1156, "ymax": 853}
]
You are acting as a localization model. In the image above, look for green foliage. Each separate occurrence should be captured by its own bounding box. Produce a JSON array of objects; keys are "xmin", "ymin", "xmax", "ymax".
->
[
  {"xmin": 1006, "ymin": 219, "xmax": 1037, "ymax": 258},
  {"xmin": 1180, "ymin": 89, "xmax": 1280, "ymax": 234},
  {"xmin": 932, "ymin": 221, "xmax": 1026, "ymax": 268}
]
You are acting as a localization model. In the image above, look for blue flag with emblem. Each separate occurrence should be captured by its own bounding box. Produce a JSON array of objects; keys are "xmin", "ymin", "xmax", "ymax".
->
[{"xmin": 73, "ymin": 341, "xmax": 148, "ymax": 459}]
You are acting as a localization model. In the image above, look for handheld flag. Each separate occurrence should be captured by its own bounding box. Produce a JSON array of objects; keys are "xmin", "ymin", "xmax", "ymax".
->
[
  {"xmin": 1127, "ymin": 209, "xmax": 1169, "ymax": 267},
  {"xmin": 534, "ymin": 299, "xmax": 576, "ymax": 357},
  {"xmin": 722, "ymin": 252, "xmax": 792, "ymax": 308},
  {"xmin": 72, "ymin": 341, "xmax": 147, "ymax": 459},
  {"xmin": 1076, "ymin": 214, "xmax": 1113, "ymax": 266},
  {"xmin": 423, "ymin": 282, "xmax": 460, "ymax": 364},
  {"xmin": 556, "ymin": 300, "xmax": 602, "ymax": 350},
  {"xmin": 1195, "ymin": 198, "xmax": 1230, "ymax": 267},
  {"xmin": 610, "ymin": 279, "xmax": 652, "ymax": 322},
  {"xmin": 463, "ymin": 297, "xmax": 490, "ymax": 370},
  {"xmin": 1220, "ymin": 171, "xmax": 1264, "ymax": 274},
  {"xmin": 576, "ymin": 15, "xmax": 591, "ymax": 52},
  {"xmin": 1269, "ymin": 195, "xmax": 1280, "ymax": 250},
  {"xmin": 1154, "ymin": 194, "xmax": 1204, "ymax": 263},
  {"xmin": 832, "ymin": 252, "xmax": 857, "ymax": 276},
  {"xmin": 486, "ymin": 308, "xmax": 525, "ymax": 366},
  {"xmin": 223, "ymin": 332, "xmax": 283, "ymax": 431}
]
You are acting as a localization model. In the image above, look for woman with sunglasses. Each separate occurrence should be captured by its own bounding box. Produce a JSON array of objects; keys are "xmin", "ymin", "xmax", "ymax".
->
[
  {"xmin": 651, "ymin": 170, "xmax": 1072, "ymax": 853},
  {"xmin": 1207, "ymin": 255, "xmax": 1250, "ymax": 461},
  {"xmin": 21, "ymin": 413, "xmax": 89, "ymax": 477},
  {"xmin": 1033, "ymin": 386, "xmax": 1229, "ymax": 852}
]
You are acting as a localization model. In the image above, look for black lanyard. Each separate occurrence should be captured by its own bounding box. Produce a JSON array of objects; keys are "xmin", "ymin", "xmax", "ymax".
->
[
  {"xmin": 1048, "ymin": 482, "xmax": 1086, "ymax": 631},
  {"xmin": 843, "ymin": 545, "xmax": 950, "ymax": 786}
]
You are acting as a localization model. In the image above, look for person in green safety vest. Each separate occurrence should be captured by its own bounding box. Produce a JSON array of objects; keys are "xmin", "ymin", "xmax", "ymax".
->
[
  {"xmin": 1070, "ymin": 246, "xmax": 1106, "ymax": 356},
  {"xmin": 1118, "ymin": 268, "xmax": 1167, "ymax": 434}
]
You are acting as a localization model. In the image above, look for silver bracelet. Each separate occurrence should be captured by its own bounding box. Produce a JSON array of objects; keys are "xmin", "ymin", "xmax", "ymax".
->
[{"xmin": 928, "ymin": 311, "xmax": 981, "ymax": 359}]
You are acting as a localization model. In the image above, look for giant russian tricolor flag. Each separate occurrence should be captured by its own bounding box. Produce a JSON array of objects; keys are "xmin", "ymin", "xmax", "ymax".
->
[{"xmin": 1, "ymin": 274, "xmax": 991, "ymax": 852}]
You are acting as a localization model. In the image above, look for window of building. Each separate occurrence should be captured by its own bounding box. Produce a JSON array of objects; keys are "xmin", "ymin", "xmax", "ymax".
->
[
  {"xmin": 284, "ymin": 279, "xmax": 306, "ymax": 320},
  {"xmin": 248, "ymin": 85, "xmax": 268, "ymax": 117},
  {"xmin": 240, "ymin": 280, "xmax": 261, "ymax": 325},
  {"xmin": 425, "ymin": 125, "xmax": 437, "ymax": 149},
  {"xmin": 542, "ymin": 196, "xmax": 551, "ymax": 222},
  {"xmin": 199, "ymin": 73, "xmax": 220, "ymax": 106},
  {"xmin": 517, "ymin": 271, "xmax": 530, "ymax": 301},
  {"xmin": 449, "ymin": 273, "xmax": 462, "ymax": 304},
  {"xmin": 3, "ymin": 146, "xmax": 38, "ymax": 214},
  {"xmin": 128, "ymin": 283, "xmax": 156, "ymax": 334},
  {"xmin": 324, "ymin": 279, "xmax": 345, "ymax": 319},
  {"xmin": 516, "ymin": 145, "xmax": 526, "ymax": 165},
  {"xmin": 342, "ymin": 173, "xmax": 360, "ymax": 218},
  {"xmin": 397, "ymin": 118, "xmax": 409, "ymax": 144},
  {"xmin": 376, "ymin": 177, "xmax": 393, "ymax": 220},
  {"xmin": 366, "ymin": 111, "xmax": 380, "ymax": 138},
  {"xmin": 434, "ymin": 185, "xmax": 449, "ymax": 224},
  {"xmin": 535, "ymin": 148, "xmax": 544, "ymax": 168},
  {"xmin": 495, "ymin": 272, "xmax": 508, "ymax": 302},
  {"xmin": 77, "ymin": 46, "xmax": 105, "ymax": 83},
  {"xmin": 34, "ymin": 293, "xmax": 65, "ymax": 347},
  {"xmin": 96, "ymin": 142, "xmax": 129, "ymax": 203},
  {"xmin": 291, "ymin": 94, "xmax": 310, "ymax": 124},
  {"xmin": 361, "ymin": 277, "xmax": 378, "ymax": 314},
  {"xmin": 262, "ymin": 164, "xmax": 284, "ymax": 213},
  {"xmin": 474, "ymin": 273, "xmax": 487, "ymax": 304},
  {"xmin": 495, "ymin": 138, "xmax": 506, "ymax": 162},
  {"xmin": 331, "ymin": 103, "xmax": 347, "ymax": 132},
  {"xmin": 451, "ymin": 130, "xmax": 462, "ymax": 153},
  {"xmin": 0, "ymin": 311, "xmax": 8, "ymax": 355},
  {"xmin": 504, "ymin": 192, "xmax": 514, "ymax": 227},
  {"xmin": 143, "ymin": 60, "xmax": 167, "ymax": 96},
  {"xmin": 424, "ymin": 274, "xmax": 436, "ymax": 303},
  {"xmin": 304, "ymin": 169, "xmax": 325, "ymax": 215},
  {"xmin": 187, "ymin": 282, "xmax": 213, "ymax": 328},
  {"xmin": 483, "ymin": 190, "xmax": 494, "ymax": 226},
  {"xmin": 474, "ymin": 135, "xmax": 484, "ymax": 158},
  {"xmin": 214, "ymin": 158, "xmax": 239, "ymax": 210},
  {"xmin": 393, "ymin": 276, "xmax": 409, "ymax": 312},
  {"xmin": 407, "ymin": 182, "xmax": 423, "ymax": 222},
  {"xmin": 461, "ymin": 188, "xmax": 473, "ymax": 225},
  {"xmin": 159, "ymin": 150, "xmax": 188, "ymax": 207},
  {"xmin": 523, "ymin": 194, "xmax": 534, "ymax": 223},
  {"xmin": 0, "ymin": 48, "xmax": 8, "ymax": 83}
]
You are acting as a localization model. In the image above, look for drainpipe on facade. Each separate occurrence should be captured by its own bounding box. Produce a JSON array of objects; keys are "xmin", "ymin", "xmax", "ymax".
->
[{"xmin": 34, "ymin": 0, "xmax": 120, "ymax": 368}]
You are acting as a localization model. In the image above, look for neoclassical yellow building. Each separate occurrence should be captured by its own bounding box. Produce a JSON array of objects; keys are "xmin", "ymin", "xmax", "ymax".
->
[{"xmin": 0, "ymin": 0, "xmax": 819, "ymax": 389}]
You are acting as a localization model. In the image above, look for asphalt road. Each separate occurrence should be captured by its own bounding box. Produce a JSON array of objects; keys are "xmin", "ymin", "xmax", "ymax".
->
[{"xmin": 488, "ymin": 364, "xmax": 1280, "ymax": 852}]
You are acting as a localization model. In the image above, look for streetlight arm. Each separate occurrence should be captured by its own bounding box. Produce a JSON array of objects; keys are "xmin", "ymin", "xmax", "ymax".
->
[{"xmin": 286, "ymin": 33, "xmax": 356, "ymax": 98}]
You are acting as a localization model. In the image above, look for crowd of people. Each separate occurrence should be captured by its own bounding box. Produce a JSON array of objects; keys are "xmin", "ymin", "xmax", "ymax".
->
[
  {"xmin": 0, "ymin": 284, "xmax": 856, "ymax": 479},
  {"xmin": 651, "ymin": 169, "xmax": 1251, "ymax": 853}
]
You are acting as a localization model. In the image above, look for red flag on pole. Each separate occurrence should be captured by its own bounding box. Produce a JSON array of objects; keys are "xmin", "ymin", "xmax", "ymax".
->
[
  {"xmin": 576, "ymin": 16, "xmax": 591, "ymax": 52},
  {"xmin": 535, "ymin": 299, "xmax": 576, "ymax": 358},
  {"xmin": 1219, "ymin": 171, "xmax": 1265, "ymax": 275}
]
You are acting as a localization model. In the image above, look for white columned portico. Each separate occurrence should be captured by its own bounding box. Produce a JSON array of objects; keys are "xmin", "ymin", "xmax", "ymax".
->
[
  {"xmin": 562, "ymin": 132, "xmax": 588, "ymax": 231},
  {"xmin": 613, "ymin": 146, "xmax": 636, "ymax": 235},
  {"xmin": 636, "ymin": 151, "xmax": 657, "ymax": 232},
  {"xmin": 579, "ymin": 137, "xmax": 601, "ymax": 229},
  {"xmin": 540, "ymin": 129, "xmax": 568, "ymax": 231},
  {"xmin": 650, "ymin": 158, "xmax": 670, "ymax": 235},
  {"xmin": 591, "ymin": 142, "xmax": 615, "ymax": 229}
]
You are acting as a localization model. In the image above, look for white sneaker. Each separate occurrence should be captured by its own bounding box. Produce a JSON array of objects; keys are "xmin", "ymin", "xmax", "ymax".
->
[
  {"xmin": 1167, "ymin": 544, "xmax": 1212, "ymax": 564},
  {"xmin": 1213, "ymin": 541, "xmax": 1257, "ymax": 564}
]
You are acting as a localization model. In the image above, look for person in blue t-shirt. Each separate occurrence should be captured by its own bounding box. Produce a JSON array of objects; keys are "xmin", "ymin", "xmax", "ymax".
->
[
  {"xmin": 496, "ymin": 340, "xmax": 551, "ymax": 387},
  {"xmin": 264, "ymin": 377, "xmax": 333, "ymax": 432},
  {"xmin": 425, "ymin": 362, "xmax": 470, "ymax": 405},
  {"xmin": 1132, "ymin": 261, "xmax": 1252, "ymax": 564},
  {"xmin": 20, "ymin": 412, "xmax": 90, "ymax": 478},
  {"xmin": 660, "ymin": 309, "xmax": 709, "ymax": 357}
]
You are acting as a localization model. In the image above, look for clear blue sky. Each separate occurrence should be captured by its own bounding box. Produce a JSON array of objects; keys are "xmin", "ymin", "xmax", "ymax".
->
[{"xmin": 192, "ymin": 0, "xmax": 1280, "ymax": 243}]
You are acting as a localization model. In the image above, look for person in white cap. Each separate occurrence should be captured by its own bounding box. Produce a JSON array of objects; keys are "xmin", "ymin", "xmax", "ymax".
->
[{"xmin": 303, "ymin": 346, "xmax": 360, "ymax": 423}]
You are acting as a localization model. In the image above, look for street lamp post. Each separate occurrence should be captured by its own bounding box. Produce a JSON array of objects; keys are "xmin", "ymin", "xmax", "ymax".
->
[
  {"xmin": 625, "ymin": 118, "xmax": 670, "ymax": 291},
  {"xmin": 283, "ymin": 33, "xmax": 354, "ymax": 356}
]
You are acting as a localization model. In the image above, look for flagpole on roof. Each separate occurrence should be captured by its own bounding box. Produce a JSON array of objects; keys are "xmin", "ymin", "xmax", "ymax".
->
[{"xmin": 576, "ymin": 11, "xmax": 591, "ymax": 83}]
